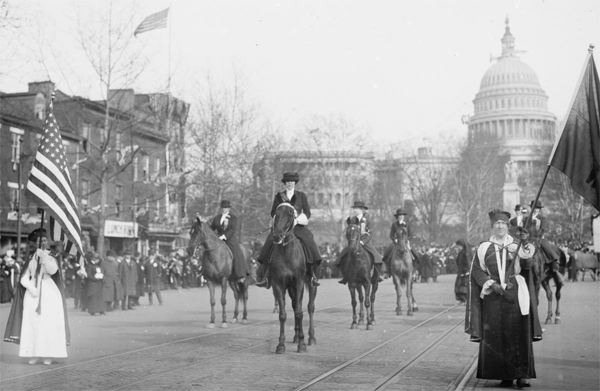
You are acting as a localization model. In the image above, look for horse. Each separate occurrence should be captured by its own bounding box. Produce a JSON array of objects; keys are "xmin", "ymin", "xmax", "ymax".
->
[
  {"xmin": 387, "ymin": 224, "xmax": 417, "ymax": 316},
  {"xmin": 188, "ymin": 216, "xmax": 251, "ymax": 328},
  {"xmin": 530, "ymin": 239, "xmax": 565, "ymax": 324},
  {"xmin": 569, "ymin": 250, "xmax": 599, "ymax": 282},
  {"xmin": 339, "ymin": 224, "xmax": 379, "ymax": 329},
  {"xmin": 269, "ymin": 202, "xmax": 317, "ymax": 354}
]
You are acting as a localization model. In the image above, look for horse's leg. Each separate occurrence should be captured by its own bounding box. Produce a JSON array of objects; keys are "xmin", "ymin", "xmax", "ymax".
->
[
  {"xmin": 220, "ymin": 278, "xmax": 228, "ymax": 328},
  {"xmin": 393, "ymin": 274, "xmax": 402, "ymax": 316},
  {"xmin": 273, "ymin": 298, "xmax": 279, "ymax": 314},
  {"xmin": 229, "ymin": 280, "xmax": 239, "ymax": 324},
  {"xmin": 294, "ymin": 282, "xmax": 306, "ymax": 353},
  {"xmin": 406, "ymin": 272, "xmax": 415, "ymax": 316},
  {"xmin": 554, "ymin": 273, "xmax": 563, "ymax": 324},
  {"xmin": 242, "ymin": 280, "xmax": 248, "ymax": 325},
  {"xmin": 541, "ymin": 278, "xmax": 553, "ymax": 325},
  {"xmin": 307, "ymin": 284, "xmax": 316, "ymax": 345},
  {"xmin": 290, "ymin": 286, "xmax": 300, "ymax": 344},
  {"xmin": 364, "ymin": 280, "xmax": 373, "ymax": 330},
  {"xmin": 349, "ymin": 285, "xmax": 358, "ymax": 329},
  {"xmin": 274, "ymin": 285, "xmax": 286, "ymax": 354},
  {"xmin": 357, "ymin": 285, "xmax": 365, "ymax": 326},
  {"xmin": 370, "ymin": 279, "xmax": 378, "ymax": 327},
  {"xmin": 207, "ymin": 280, "xmax": 216, "ymax": 329}
]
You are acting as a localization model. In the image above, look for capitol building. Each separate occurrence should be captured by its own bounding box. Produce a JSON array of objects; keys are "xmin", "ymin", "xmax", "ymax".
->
[{"xmin": 468, "ymin": 18, "xmax": 557, "ymax": 175}]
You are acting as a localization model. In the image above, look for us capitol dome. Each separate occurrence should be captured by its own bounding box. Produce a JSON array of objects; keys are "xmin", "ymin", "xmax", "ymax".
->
[{"xmin": 467, "ymin": 17, "xmax": 556, "ymax": 173}]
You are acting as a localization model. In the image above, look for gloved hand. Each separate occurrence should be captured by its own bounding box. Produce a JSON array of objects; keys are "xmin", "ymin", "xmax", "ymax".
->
[
  {"xmin": 219, "ymin": 235, "xmax": 226, "ymax": 241},
  {"xmin": 490, "ymin": 282, "xmax": 505, "ymax": 296},
  {"xmin": 28, "ymin": 286, "xmax": 39, "ymax": 298}
]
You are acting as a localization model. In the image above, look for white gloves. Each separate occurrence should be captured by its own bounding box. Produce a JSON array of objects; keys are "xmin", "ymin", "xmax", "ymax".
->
[
  {"xmin": 29, "ymin": 286, "xmax": 39, "ymax": 298},
  {"xmin": 219, "ymin": 235, "xmax": 227, "ymax": 241},
  {"xmin": 295, "ymin": 213, "xmax": 308, "ymax": 226}
]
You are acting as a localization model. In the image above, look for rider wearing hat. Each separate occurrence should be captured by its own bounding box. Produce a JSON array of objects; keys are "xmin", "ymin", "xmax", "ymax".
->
[
  {"xmin": 334, "ymin": 201, "xmax": 385, "ymax": 284},
  {"xmin": 523, "ymin": 200, "xmax": 563, "ymax": 278},
  {"xmin": 255, "ymin": 172, "xmax": 321, "ymax": 288},
  {"xmin": 508, "ymin": 204, "xmax": 527, "ymax": 237},
  {"xmin": 210, "ymin": 200, "xmax": 248, "ymax": 284},
  {"xmin": 381, "ymin": 208, "xmax": 420, "ymax": 278}
]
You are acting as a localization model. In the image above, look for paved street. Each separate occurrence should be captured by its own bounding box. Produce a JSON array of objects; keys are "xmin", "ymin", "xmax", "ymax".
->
[{"xmin": 1, "ymin": 275, "xmax": 598, "ymax": 390}]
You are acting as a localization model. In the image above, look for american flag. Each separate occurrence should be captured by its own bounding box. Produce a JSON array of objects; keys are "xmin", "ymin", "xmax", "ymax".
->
[
  {"xmin": 134, "ymin": 8, "xmax": 169, "ymax": 37},
  {"xmin": 26, "ymin": 97, "xmax": 83, "ymax": 261}
]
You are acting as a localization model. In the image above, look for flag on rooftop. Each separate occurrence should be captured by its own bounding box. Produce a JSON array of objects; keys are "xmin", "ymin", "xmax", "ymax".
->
[
  {"xmin": 134, "ymin": 8, "xmax": 169, "ymax": 37},
  {"xmin": 549, "ymin": 46, "xmax": 600, "ymax": 211},
  {"xmin": 26, "ymin": 96, "xmax": 84, "ymax": 259}
]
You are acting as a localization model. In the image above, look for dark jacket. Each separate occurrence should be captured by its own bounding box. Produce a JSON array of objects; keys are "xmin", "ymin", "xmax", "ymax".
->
[
  {"xmin": 118, "ymin": 259, "xmax": 138, "ymax": 296},
  {"xmin": 210, "ymin": 213, "xmax": 247, "ymax": 279},
  {"xmin": 102, "ymin": 256, "xmax": 123, "ymax": 302},
  {"xmin": 270, "ymin": 190, "xmax": 311, "ymax": 219},
  {"xmin": 144, "ymin": 258, "xmax": 163, "ymax": 292}
]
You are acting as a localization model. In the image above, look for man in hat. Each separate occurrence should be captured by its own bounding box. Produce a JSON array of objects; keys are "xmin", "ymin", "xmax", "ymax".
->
[
  {"xmin": 465, "ymin": 209, "xmax": 540, "ymax": 388},
  {"xmin": 255, "ymin": 172, "xmax": 321, "ymax": 288},
  {"xmin": 118, "ymin": 250, "xmax": 138, "ymax": 310},
  {"xmin": 381, "ymin": 208, "xmax": 420, "ymax": 278},
  {"xmin": 334, "ymin": 201, "xmax": 385, "ymax": 284},
  {"xmin": 509, "ymin": 204, "xmax": 528, "ymax": 237},
  {"xmin": 524, "ymin": 200, "xmax": 563, "ymax": 278},
  {"xmin": 210, "ymin": 200, "xmax": 248, "ymax": 284}
]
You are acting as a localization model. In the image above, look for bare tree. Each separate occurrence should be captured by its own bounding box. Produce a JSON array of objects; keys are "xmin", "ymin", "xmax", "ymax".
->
[{"xmin": 453, "ymin": 138, "xmax": 505, "ymax": 243}]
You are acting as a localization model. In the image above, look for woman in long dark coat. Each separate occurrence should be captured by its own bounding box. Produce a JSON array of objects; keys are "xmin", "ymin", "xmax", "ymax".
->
[
  {"xmin": 454, "ymin": 239, "xmax": 472, "ymax": 304},
  {"xmin": 102, "ymin": 251, "xmax": 123, "ymax": 311},
  {"xmin": 0, "ymin": 255, "xmax": 15, "ymax": 303},
  {"xmin": 85, "ymin": 254, "xmax": 106, "ymax": 315}
]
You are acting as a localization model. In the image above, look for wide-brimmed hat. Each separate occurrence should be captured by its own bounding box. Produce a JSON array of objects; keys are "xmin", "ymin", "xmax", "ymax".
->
[
  {"xmin": 220, "ymin": 200, "xmax": 232, "ymax": 208},
  {"xmin": 514, "ymin": 204, "xmax": 522, "ymax": 211},
  {"xmin": 394, "ymin": 208, "xmax": 407, "ymax": 217},
  {"xmin": 488, "ymin": 209, "xmax": 511, "ymax": 223},
  {"xmin": 27, "ymin": 228, "xmax": 47, "ymax": 242},
  {"xmin": 281, "ymin": 172, "xmax": 300, "ymax": 183},
  {"xmin": 530, "ymin": 200, "xmax": 543, "ymax": 209},
  {"xmin": 351, "ymin": 201, "xmax": 368, "ymax": 210}
]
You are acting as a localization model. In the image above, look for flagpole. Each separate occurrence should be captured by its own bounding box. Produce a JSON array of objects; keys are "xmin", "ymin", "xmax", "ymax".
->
[{"xmin": 548, "ymin": 44, "xmax": 595, "ymax": 163}]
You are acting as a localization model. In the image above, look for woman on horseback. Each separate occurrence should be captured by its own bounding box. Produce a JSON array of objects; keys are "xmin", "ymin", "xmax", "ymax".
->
[
  {"xmin": 381, "ymin": 208, "xmax": 420, "ymax": 278},
  {"xmin": 524, "ymin": 200, "xmax": 563, "ymax": 280},
  {"xmin": 210, "ymin": 200, "xmax": 248, "ymax": 284},
  {"xmin": 335, "ymin": 201, "xmax": 385, "ymax": 284},
  {"xmin": 255, "ymin": 172, "xmax": 321, "ymax": 288}
]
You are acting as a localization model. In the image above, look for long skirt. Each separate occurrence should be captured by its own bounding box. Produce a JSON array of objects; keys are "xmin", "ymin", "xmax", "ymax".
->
[{"xmin": 19, "ymin": 276, "xmax": 67, "ymax": 358}]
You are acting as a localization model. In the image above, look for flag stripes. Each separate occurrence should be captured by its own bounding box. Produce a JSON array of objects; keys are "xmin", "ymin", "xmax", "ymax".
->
[
  {"xmin": 25, "ymin": 99, "xmax": 84, "ymax": 259},
  {"xmin": 134, "ymin": 8, "xmax": 169, "ymax": 36},
  {"xmin": 49, "ymin": 216, "xmax": 82, "ymax": 264}
]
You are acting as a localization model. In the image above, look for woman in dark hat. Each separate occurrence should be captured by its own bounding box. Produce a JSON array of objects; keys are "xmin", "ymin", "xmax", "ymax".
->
[
  {"xmin": 381, "ymin": 208, "xmax": 418, "ymax": 278},
  {"xmin": 85, "ymin": 252, "xmax": 106, "ymax": 315},
  {"xmin": 255, "ymin": 172, "xmax": 321, "ymax": 288},
  {"xmin": 466, "ymin": 209, "xmax": 540, "ymax": 388},
  {"xmin": 210, "ymin": 200, "xmax": 248, "ymax": 283},
  {"xmin": 524, "ymin": 200, "xmax": 563, "ymax": 279},
  {"xmin": 334, "ymin": 201, "xmax": 385, "ymax": 284},
  {"xmin": 3, "ymin": 228, "xmax": 69, "ymax": 365}
]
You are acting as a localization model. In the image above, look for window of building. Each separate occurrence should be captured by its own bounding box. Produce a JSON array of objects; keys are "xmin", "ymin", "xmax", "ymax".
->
[
  {"xmin": 143, "ymin": 156, "xmax": 149, "ymax": 182},
  {"xmin": 8, "ymin": 183, "xmax": 19, "ymax": 212},
  {"xmin": 155, "ymin": 199, "xmax": 161, "ymax": 222},
  {"xmin": 10, "ymin": 128, "xmax": 23, "ymax": 165},
  {"xmin": 318, "ymin": 193, "xmax": 324, "ymax": 206},
  {"xmin": 116, "ymin": 133, "xmax": 122, "ymax": 161},
  {"xmin": 155, "ymin": 157, "xmax": 161, "ymax": 178},
  {"xmin": 115, "ymin": 185, "xmax": 123, "ymax": 217}
]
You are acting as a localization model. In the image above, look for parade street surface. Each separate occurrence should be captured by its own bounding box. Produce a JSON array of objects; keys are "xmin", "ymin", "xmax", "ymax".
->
[{"xmin": 1, "ymin": 275, "xmax": 599, "ymax": 391}]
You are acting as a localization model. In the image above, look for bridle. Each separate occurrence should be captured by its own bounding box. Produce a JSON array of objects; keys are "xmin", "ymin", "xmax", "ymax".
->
[
  {"xmin": 347, "ymin": 224, "xmax": 363, "ymax": 253},
  {"xmin": 273, "ymin": 203, "xmax": 296, "ymax": 246}
]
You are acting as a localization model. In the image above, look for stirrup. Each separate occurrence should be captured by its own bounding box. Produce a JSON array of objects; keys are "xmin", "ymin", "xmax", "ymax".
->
[
  {"xmin": 255, "ymin": 277, "xmax": 270, "ymax": 289},
  {"xmin": 311, "ymin": 277, "xmax": 320, "ymax": 287}
]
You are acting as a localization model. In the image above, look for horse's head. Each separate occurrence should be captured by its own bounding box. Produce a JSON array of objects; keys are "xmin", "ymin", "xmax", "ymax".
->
[
  {"xmin": 346, "ymin": 224, "xmax": 361, "ymax": 252},
  {"xmin": 273, "ymin": 203, "xmax": 296, "ymax": 245},
  {"xmin": 393, "ymin": 223, "xmax": 408, "ymax": 252},
  {"xmin": 188, "ymin": 215, "xmax": 208, "ymax": 257}
]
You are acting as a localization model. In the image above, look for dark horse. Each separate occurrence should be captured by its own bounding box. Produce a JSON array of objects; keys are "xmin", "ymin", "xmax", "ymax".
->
[
  {"xmin": 388, "ymin": 224, "xmax": 417, "ymax": 316},
  {"xmin": 530, "ymin": 239, "xmax": 565, "ymax": 324},
  {"xmin": 269, "ymin": 203, "xmax": 317, "ymax": 354},
  {"xmin": 188, "ymin": 215, "xmax": 251, "ymax": 328},
  {"xmin": 340, "ymin": 224, "xmax": 379, "ymax": 329}
]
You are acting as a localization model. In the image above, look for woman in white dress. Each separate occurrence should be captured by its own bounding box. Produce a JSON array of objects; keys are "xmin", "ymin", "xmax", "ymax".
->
[{"xmin": 18, "ymin": 228, "xmax": 68, "ymax": 365}]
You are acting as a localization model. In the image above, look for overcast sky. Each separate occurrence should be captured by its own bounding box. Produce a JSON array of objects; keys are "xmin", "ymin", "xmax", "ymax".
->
[{"xmin": 3, "ymin": 0, "xmax": 599, "ymax": 149}]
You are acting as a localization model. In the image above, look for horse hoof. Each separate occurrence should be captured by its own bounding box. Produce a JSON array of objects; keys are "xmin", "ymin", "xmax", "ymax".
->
[
  {"xmin": 231, "ymin": 318, "xmax": 238, "ymax": 324},
  {"xmin": 351, "ymin": 323, "xmax": 357, "ymax": 329},
  {"xmin": 371, "ymin": 320, "xmax": 376, "ymax": 326},
  {"xmin": 272, "ymin": 307, "xmax": 279, "ymax": 314},
  {"xmin": 407, "ymin": 311, "xmax": 414, "ymax": 316},
  {"xmin": 276, "ymin": 345, "xmax": 286, "ymax": 354},
  {"xmin": 242, "ymin": 319, "xmax": 248, "ymax": 325},
  {"xmin": 396, "ymin": 311, "xmax": 403, "ymax": 316},
  {"xmin": 366, "ymin": 324, "xmax": 374, "ymax": 330},
  {"xmin": 207, "ymin": 323, "xmax": 216, "ymax": 329},
  {"xmin": 413, "ymin": 307, "xmax": 419, "ymax": 312},
  {"xmin": 308, "ymin": 338, "xmax": 317, "ymax": 346},
  {"xmin": 293, "ymin": 336, "xmax": 299, "ymax": 344},
  {"xmin": 555, "ymin": 318, "xmax": 561, "ymax": 324},
  {"xmin": 545, "ymin": 319, "xmax": 552, "ymax": 325},
  {"xmin": 358, "ymin": 320, "xmax": 364, "ymax": 326},
  {"xmin": 221, "ymin": 323, "xmax": 228, "ymax": 328},
  {"xmin": 298, "ymin": 344, "xmax": 307, "ymax": 353}
]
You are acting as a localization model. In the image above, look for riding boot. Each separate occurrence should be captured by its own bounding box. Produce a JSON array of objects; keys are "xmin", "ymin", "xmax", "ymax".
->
[
  {"xmin": 309, "ymin": 263, "xmax": 320, "ymax": 287},
  {"xmin": 255, "ymin": 262, "xmax": 271, "ymax": 289},
  {"xmin": 375, "ymin": 264, "xmax": 385, "ymax": 282},
  {"xmin": 337, "ymin": 259, "xmax": 347, "ymax": 284}
]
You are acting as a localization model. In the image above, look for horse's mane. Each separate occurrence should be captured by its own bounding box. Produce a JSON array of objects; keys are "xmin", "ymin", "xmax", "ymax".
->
[{"xmin": 191, "ymin": 218, "xmax": 222, "ymax": 251}]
